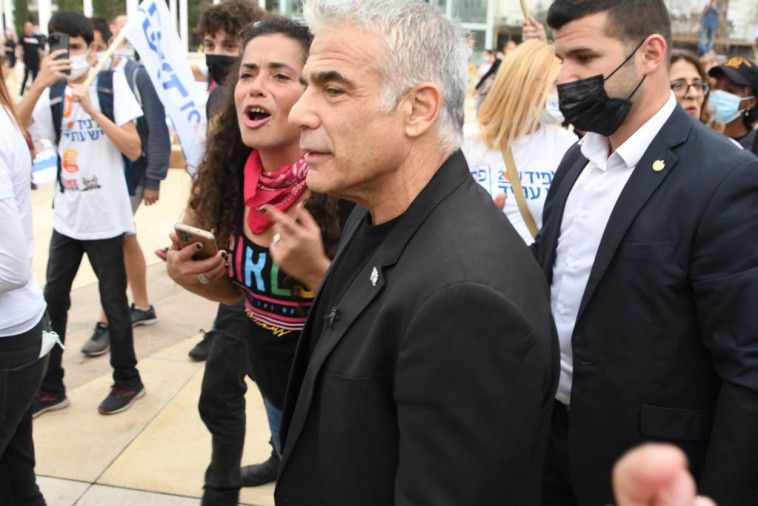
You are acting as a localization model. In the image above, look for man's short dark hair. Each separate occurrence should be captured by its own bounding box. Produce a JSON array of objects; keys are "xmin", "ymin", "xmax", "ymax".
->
[
  {"xmin": 49, "ymin": 10, "xmax": 94, "ymax": 45},
  {"xmin": 194, "ymin": 0, "xmax": 265, "ymax": 40},
  {"xmin": 547, "ymin": 0, "xmax": 672, "ymax": 56},
  {"xmin": 90, "ymin": 16, "xmax": 112, "ymax": 44}
]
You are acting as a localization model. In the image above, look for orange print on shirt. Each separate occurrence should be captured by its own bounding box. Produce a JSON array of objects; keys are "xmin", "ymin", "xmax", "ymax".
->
[
  {"xmin": 63, "ymin": 94, "xmax": 74, "ymax": 119},
  {"xmin": 62, "ymin": 149, "xmax": 79, "ymax": 173}
]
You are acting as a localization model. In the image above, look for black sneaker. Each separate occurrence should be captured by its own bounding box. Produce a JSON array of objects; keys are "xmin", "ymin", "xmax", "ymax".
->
[
  {"xmin": 130, "ymin": 304, "xmax": 158, "ymax": 326},
  {"xmin": 188, "ymin": 329, "xmax": 216, "ymax": 361},
  {"xmin": 241, "ymin": 445, "xmax": 280, "ymax": 487},
  {"xmin": 98, "ymin": 383, "xmax": 145, "ymax": 415},
  {"xmin": 33, "ymin": 391, "xmax": 70, "ymax": 418},
  {"xmin": 81, "ymin": 322, "xmax": 110, "ymax": 356}
]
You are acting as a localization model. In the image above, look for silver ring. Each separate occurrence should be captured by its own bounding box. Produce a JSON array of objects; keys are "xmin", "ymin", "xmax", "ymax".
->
[
  {"xmin": 272, "ymin": 233, "xmax": 282, "ymax": 245},
  {"xmin": 198, "ymin": 273, "xmax": 210, "ymax": 285}
]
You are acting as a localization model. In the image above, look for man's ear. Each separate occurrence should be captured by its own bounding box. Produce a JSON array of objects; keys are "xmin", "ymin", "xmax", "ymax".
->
[
  {"xmin": 639, "ymin": 34, "xmax": 667, "ymax": 75},
  {"xmin": 402, "ymin": 82, "xmax": 443, "ymax": 139}
]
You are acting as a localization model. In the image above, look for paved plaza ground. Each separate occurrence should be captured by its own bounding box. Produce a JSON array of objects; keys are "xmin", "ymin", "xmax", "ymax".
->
[
  {"xmin": 7, "ymin": 57, "xmax": 478, "ymax": 505},
  {"xmin": 30, "ymin": 170, "xmax": 276, "ymax": 506}
]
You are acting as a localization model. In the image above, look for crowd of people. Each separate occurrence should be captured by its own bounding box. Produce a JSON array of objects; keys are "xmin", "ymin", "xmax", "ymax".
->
[{"xmin": 1, "ymin": 0, "xmax": 758, "ymax": 505}]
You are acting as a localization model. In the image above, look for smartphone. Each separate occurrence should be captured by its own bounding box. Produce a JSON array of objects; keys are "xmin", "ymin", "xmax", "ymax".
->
[
  {"xmin": 48, "ymin": 33, "xmax": 70, "ymax": 75},
  {"xmin": 174, "ymin": 223, "xmax": 219, "ymax": 260}
]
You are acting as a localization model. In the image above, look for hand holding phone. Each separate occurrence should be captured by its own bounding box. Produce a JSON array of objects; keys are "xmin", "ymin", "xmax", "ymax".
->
[
  {"xmin": 48, "ymin": 34, "xmax": 70, "ymax": 75},
  {"xmin": 174, "ymin": 223, "xmax": 219, "ymax": 260}
]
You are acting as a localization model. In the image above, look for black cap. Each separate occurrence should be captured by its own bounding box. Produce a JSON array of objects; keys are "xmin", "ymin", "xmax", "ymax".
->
[{"xmin": 708, "ymin": 56, "xmax": 758, "ymax": 94}]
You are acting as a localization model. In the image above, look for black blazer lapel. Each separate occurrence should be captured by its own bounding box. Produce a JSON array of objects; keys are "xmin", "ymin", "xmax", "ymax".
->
[
  {"xmin": 576, "ymin": 108, "xmax": 692, "ymax": 321},
  {"xmin": 280, "ymin": 249, "xmax": 387, "ymax": 465},
  {"xmin": 278, "ymin": 206, "xmax": 366, "ymax": 453},
  {"xmin": 280, "ymin": 150, "xmax": 471, "ymax": 464}
]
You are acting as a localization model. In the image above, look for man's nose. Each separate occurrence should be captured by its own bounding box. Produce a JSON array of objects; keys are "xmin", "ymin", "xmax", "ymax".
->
[
  {"xmin": 556, "ymin": 64, "xmax": 577, "ymax": 85},
  {"xmin": 289, "ymin": 87, "xmax": 318, "ymax": 130}
]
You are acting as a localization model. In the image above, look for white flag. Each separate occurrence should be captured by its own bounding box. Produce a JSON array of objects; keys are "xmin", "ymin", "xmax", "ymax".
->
[{"xmin": 123, "ymin": 0, "xmax": 205, "ymax": 173}]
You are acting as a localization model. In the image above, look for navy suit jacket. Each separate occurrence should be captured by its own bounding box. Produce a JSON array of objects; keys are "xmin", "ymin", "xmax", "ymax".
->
[
  {"xmin": 535, "ymin": 105, "xmax": 758, "ymax": 505},
  {"xmin": 276, "ymin": 150, "xmax": 559, "ymax": 505}
]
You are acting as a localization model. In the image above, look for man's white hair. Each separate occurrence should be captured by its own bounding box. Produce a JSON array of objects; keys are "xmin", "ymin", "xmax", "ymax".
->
[{"xmin": 304, "ymin": 0, "xmax": 468, "ymax": 153}]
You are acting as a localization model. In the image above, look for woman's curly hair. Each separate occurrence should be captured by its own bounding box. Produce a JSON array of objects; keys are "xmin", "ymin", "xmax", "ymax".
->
[{"xmin": 188, "ymin": 16, "xmax": 343, "ymax": 259}]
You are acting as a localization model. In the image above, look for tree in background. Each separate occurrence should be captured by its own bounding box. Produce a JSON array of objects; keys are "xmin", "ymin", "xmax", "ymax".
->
[
  {"xmin": 13, "ymin": 0, "xmax": 29, "ymax": 36},
  {"xmin": 93, "ymin": 0, "xmax": 128, "ymax": 19}
]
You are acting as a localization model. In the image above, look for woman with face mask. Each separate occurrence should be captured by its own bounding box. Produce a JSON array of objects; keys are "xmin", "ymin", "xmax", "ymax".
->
[
  {"xmin": 707, "ymin": 56, "xmax": 758, "ymax": 155},
  {"xmin": 463, "ymin": 40, "xmax": 578, "ymax": 245}
]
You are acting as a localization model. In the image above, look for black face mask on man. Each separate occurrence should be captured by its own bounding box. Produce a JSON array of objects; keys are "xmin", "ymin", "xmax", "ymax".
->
[
  {"xmin": 206, "ymin": 54, "xmax": 237, "ymax": 85},
  {"xmin": 557, "ymin": 40, "xmax": 646, "ymax": 136}
]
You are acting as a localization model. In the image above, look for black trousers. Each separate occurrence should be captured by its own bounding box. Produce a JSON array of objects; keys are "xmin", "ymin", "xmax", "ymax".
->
[
  {"xmin": 19, "ymin": 63, "xmax": 39, "ymax": 96},
  {"xmin": 41, "ymin": 230, "xmax": 140, "ymax": 396},
  {"xmin": 198, "ymin": 300, "xmax": 252, "ymax": 506},
  {"xmin": 0, "ymin": 316, "xmax": 48, "ymax": 506},
  {"xmin": 199, "ymin": 300, "xmax": 298, "ymax": 506},
  {"xmin": 542, "ymin": 401, "xmax": 579, "ymax": 506}
]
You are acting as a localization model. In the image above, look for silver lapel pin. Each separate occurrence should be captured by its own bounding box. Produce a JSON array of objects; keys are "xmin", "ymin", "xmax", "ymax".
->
[{"xmin": 370, "ymin": 267, "xmax": 379, "ymax": 287}]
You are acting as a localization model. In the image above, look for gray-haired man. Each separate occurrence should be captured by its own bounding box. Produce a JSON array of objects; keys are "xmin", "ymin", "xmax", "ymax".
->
[{"xmin": 275, "ymin": 0, "xmax": 559, "ymax": 504}]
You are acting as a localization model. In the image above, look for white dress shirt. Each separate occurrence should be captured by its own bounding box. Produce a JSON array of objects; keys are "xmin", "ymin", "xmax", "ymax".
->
[{"xmin": 551, "ymin": 92, "xmax": 677, "ymax": 406}]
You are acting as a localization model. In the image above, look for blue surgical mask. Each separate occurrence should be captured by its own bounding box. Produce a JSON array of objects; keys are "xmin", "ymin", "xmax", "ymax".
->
[
  {"xmin": 540, "ymin": 93, "xmax": 565, "ymax": 126},
  {"xmin": 709, "ymin": 89, "xmax": 753, "ymax": 124}
]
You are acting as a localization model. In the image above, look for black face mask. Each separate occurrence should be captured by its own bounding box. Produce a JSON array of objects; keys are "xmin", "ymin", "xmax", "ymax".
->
[
  {"xmin": 557, "ymin": 40, "xmax": 646, "ymax": 136},
  {"xmin": 206, "ymin": 54, "xmax": 237, "ymax": 85}
]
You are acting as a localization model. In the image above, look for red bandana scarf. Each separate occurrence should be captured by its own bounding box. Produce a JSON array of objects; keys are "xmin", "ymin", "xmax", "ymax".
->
[{"xmin": 243, "ymin": 149, "xmax": 308, "ymax": 234}]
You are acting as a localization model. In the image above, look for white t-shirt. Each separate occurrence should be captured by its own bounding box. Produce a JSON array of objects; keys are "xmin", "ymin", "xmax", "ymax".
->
[
  {"xmin": 463, "ymin": 123, "xmax": 578, "ymax": 244},
  {"xmin": 28, "ymin": 71, "xmax": 142, "ymax": 240},
  {"xmin": 0, "ymin": 106, "xmax": 46, "ymax": 336}
]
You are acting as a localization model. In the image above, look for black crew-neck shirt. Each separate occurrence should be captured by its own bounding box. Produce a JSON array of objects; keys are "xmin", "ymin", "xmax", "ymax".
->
[
  {"xmin": 307, "ymin": 212, "xmax": 400, "ymax": 358},
  {"xmin": 20, "ymin": 35, "xmax": 41, "ymax": 66}
]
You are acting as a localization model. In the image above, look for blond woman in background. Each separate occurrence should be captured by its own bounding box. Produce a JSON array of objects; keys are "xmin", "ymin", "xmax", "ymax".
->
[{"xmin": 463, "ymin": 40, "xmax": 578, "ymax": 244}]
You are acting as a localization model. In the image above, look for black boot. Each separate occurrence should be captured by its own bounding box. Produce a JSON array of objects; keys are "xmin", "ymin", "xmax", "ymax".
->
[
  {"xmin": 189, "ymin": 328, "xmax": 217, "ymax": 361},
  {"xmin": 240, "ymin": 441, "xmax": 280, "ymax": 487}
]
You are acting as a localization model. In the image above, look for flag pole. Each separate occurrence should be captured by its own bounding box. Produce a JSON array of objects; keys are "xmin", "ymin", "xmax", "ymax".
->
[
  {"xmin": 520, "ymin": 0, "xmax": 530, "ymax": 20},
  {"xmin": 83, "ymin": 30, "xmax": 128, "ymax": 88}
]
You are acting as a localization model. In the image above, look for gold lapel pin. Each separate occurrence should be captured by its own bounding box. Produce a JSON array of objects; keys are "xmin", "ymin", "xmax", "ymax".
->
[{"xmin": 652, "ymin": 160, "xmax": 665, "ymax": 172}]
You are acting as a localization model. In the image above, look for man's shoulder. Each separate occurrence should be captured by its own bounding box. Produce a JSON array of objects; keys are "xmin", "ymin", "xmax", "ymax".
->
[
  {"xmin": 672, "ymin": 120, "xmax": 755, "ymax": 179},
  {"xmin": 412, "ymin": 175, "xmax": 537, "ymax": 279},
  {"xmin": 124, "ymin": 60, "xmax": 149, "ymax": 82},
  {"xmin": 108, "ymin": 69, "xmax": 130, "ymax": 88}
]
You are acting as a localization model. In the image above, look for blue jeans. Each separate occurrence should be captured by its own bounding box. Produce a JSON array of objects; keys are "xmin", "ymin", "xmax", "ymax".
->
[
  {"xmin": 41, "ymin": 230, "xmax": 140, "ymax": 395},
  {"xmin": 263, "ymin": 397, "xmax": 282, "ymax": 455},
  {"xmin": 699, "ymin": 26, "xmax": 716, "ymax": 54}
]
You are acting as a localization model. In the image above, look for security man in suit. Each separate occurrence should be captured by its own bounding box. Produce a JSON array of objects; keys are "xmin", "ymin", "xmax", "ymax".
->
[
  {"xmin": 274, "ymin": 0, "xmax": 559, "ymax": 504},
  {"xmin": 537, "ymin": 1, "xmax": 758, "ymax": 505}
]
